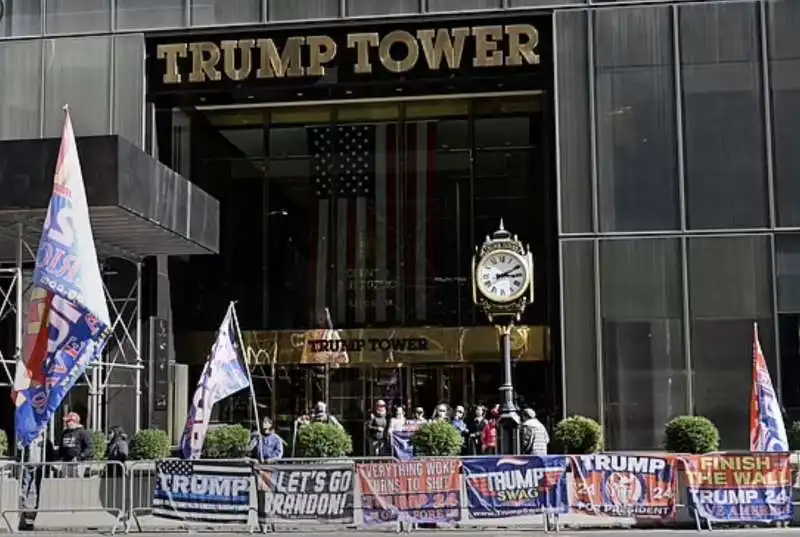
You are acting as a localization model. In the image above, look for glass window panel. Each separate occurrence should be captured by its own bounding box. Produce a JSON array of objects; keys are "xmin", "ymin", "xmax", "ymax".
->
[
  {"xmin": 116, "ymin": 0, "xmax": 185, "ymax": 30},
  {"xmin": 510, "ymin": 0, "xmax": 583, "ymax": 5},
  {"xmin": 45, "ymin": 0, "xmax": 110, "ymax": 34},
  {"xmin": 43, "ymin": 36, "xmax": 111, "ymax": 137},
  {"xmin": 595, "ymin": 6, "xmax": 679, "ymax": 232},
  {"xmin": 269, "ymin": 0, "xmax": 338, "ymax": 21},
  {"xmin": 562, "ymin": 240, "xmax": 599, "ymax": 420},
  {"xmin": 769, "ymin": 0, "xmax": 800, "ymax": 227},
  {"xmin": 191, "ymin": 0, "xmax": 261, "ymax": 26},
  {"xmin": 555, "ymin": 10, "xmax": 592, "ymax": 234},
  {"xmin": 600, "ymin": 238, "xmax": 686, "ymax": 450},
  {"xmin": 776, "ymin": 234, "xmax": 800, "ymax": 313},
  {"xmin": 681, "ymin": 2, "xmax": 768, "ymax": 230},
  {"xmin": 427, "ymin": 0, "xmax": 500, "ymax": 12},
  {"xmin": 0, "ymin": 40, "xmax": 42, "ymax": 140},
  {"xmin": 113, "ymin": 34, "xmax": 144, "ymax": 147},
  {"xmin": 404, "ymin": 119, "xmax": 470, "ymax": 327},
  {"xmin": 689, "ymin": 235, "xmax": 773, "ymax": 448},
  {"xmin": 475, "ymin": 117, "xmax": 531, "ymax": 149},
  {"xmin": 778, "ymin": 314, "xmax": 800, "ymax": 420},
  {"xmin": 347, "ymin": 0, "xmax": 419, "ymax": 16},
  {"xmin": 0, "ymin": 0, "xmax": 42, "ymax": 37}
]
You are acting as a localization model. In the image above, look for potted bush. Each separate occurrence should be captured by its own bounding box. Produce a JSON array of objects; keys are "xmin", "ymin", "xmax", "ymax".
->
[
  {"xmin": 788, "ymin": 421, "xmax": 800, "ymax": 451},
  {"xmin": 0, "ymin": 429, "xmax": 8, "ymax": 458},
  {"xmin": 663, "ymin": 416, "xmax": 719, "ymax": 454},
  {"xmin": 204, "ymin": 425, "xmax": 251, "ymax": 459},
  {"xmin": 130, "ymin": 429, "xmax": 172, "ymax": 460},
  {"xmin": 90, "ymin": 430, "xmax": 108, "ymax": 460},
  {"xmin": 411, "ymin": 421, "xmax": 463, "ymax": 457},
  {"xmin": 553, "ymin": 416, "xmax": 603, "ymax": 454},
  {"xmin": 297, "ymin": 422, "xmax": 353, "ymax": 458}
]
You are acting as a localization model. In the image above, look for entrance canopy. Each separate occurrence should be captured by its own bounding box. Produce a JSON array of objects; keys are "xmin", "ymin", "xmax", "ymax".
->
[{"xmin": 0, "ymin": 135, "xmax": 219, "ymax": 262}]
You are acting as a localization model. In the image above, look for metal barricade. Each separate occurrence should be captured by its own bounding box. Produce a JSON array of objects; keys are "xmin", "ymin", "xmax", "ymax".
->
[
  {"xmin": 126, "ymin": 458, "xmax": 259, "ymax": 534},
  {"xmin": 0, "ymin": 460, "xmax": 126, "ymax": 534}
]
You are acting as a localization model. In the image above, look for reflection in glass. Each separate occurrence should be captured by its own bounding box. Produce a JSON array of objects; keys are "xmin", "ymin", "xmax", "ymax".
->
[
  {"xmin": 191, "ymin": 0, "xmax": 261, "ymax": 26},
  {"xmin": 769, "ymin": 0, "xmax": 800, "ymax": 227},
  {"xmin": 689, "ymin": 236, "xmax": 773, "ymax": 448},
  {"xmin": 0, "ymin": 0, "xmax": 42, "ymax": 37},
  {"xmin": 116, "ymin": 0, "xmax": 185, "ymax": 29},
  {"xmin": 600, "ymin": 239, "xmax": 686, "ymax": 450},
  {"xmin": 269, "ymin": 0, "xmax": 338, "ymax": 21},
  {"xmin": 0, "ymin": 40, "xmax": 42, "ymax": 140},
  {"xmin": 680, "ymin": 2, "xmax": 768, "ymax": 229},
  {"xmin": 45, "ymin": 0, "xmax": 111, "ymax": 34},
  {"xmin": 594, "ymin": 6, "xmax": 679, "ymax": 232}
]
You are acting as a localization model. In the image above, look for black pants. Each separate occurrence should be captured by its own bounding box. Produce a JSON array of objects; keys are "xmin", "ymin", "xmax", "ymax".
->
[{"xmin": 18, "ymin": 464, "xmax": 43, "ymax": 530}]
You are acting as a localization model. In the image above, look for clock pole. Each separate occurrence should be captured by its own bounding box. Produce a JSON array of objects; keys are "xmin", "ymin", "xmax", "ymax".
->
[{"xmin": 471, "ymin": 219, "xmax": 534, "ymax": 456}]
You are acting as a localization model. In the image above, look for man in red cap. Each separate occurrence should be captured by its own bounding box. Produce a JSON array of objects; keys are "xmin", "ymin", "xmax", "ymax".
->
[{"xmin": 59, "ymin": 412, "xmax": 93, "ymax": 470}]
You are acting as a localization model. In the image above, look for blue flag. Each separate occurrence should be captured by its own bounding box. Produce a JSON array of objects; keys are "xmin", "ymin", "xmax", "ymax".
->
[
  {"xmin": 12, "ymin": 108, "xmax": 111, "ymax": 447},
  {"xmin": 180, "ymin": 304, "xmax": 251, "ymax": 459}
]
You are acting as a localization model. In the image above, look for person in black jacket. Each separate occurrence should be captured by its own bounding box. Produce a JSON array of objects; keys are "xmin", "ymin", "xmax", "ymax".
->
[{"xmin": 59, "ymin": 412, "xmax": 93, "ymax": 475}]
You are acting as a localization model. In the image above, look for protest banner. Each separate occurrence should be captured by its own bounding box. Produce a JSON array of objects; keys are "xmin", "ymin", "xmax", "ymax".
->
[
  {"xmin": 357, "ymin": 459, "xmax": 462, "ymax": 525},
  {"xmin": 462, "ymin": 456, "xmax": 568, "ymax": 520},
  {"xmin": 255, "ymin": 463, "xmax": 354, "ymax": 523},
  {"xmin": 684, "ymin": 453, "xmax": 792, "ymax": 523},
  {"xmin": 152, "ymin": 460, "xmax": 253, "ymax": 523},
  {"xmin": 569, "ymin": 454, "xmax": 676, "ymax": 518}
]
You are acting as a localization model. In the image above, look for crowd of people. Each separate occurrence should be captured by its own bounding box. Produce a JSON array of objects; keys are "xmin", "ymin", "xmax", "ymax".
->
[{"xmin": 248, "ymin": 400, "xmax": 550, "ymax": 460}]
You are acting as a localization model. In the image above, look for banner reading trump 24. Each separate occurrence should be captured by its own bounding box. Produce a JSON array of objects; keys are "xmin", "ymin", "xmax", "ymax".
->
[
  {"xmin": 463, "ymin": 456, "xmax": 568, "ymax": 520},
  {"xmin": 569, "ymin": 454, "xmax": 676, "ymax": 518},
  {"xmin": 684, "ymin": 453, "xmax": 792, "ymax": 523}
]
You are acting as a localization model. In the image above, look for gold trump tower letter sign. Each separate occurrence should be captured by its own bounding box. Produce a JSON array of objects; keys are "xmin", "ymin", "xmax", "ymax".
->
[{"xmin": 155, "ymin": 24, "xmax": 541, "ymax": 84}]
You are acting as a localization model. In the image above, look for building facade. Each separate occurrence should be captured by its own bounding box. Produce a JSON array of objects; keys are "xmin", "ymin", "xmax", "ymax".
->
[{"xmin": 2, "ymin": 0, "xmax": 800, "ymax": 453}]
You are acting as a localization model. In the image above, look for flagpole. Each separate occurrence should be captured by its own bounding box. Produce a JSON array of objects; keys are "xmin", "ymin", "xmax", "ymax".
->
[
  {"xmin": 323, "ymin": 307, "xmax": 334, "ymax": 411},
  {"xmin": 230, "ymin": 301, "xmax": 263, "ymax": 461}
]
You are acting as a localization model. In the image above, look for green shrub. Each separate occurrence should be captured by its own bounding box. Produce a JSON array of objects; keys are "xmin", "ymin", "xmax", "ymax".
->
[
  {"xmin": 297, "ymin": 422, "xmax": 353, "ymax": 458},
  {"xmin": 0, "ymin": 429, "xmax": 8, "ymax": 458},
  {"xmin": 663, "ymin": 416, "xmax": 720, "ymax": 454},
  {"xmin": 204, "ymin": 425, "xmax": 251, "ymax": 459},
  {"xmin": 410, "ymin": 421, "xmax": 463, "ymax": 457},
  {"xmin": 788, "ymin": 421, "xmax": 800, "ymax": 451},
  {"xmin": 130, "ymin": 429, "xmax": 172, "ymax": 460},
  {"xmin": 89, "ymin": 430, "xmax": 108, "ymax": 460},
  {"xmin": 553, "ymin": 416, "xmax": 603, "ymax": 454}
]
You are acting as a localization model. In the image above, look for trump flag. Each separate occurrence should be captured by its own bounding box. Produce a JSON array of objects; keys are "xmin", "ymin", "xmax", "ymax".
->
[
  {"xmin": 180, "ymin": 303, "xmax": 251, "ymax": 459},
  {"xmin": 12, "ymin": 107, "xmax": 111, "ymax": 447},
  {"xmin": 750, "ymin": 323, "xmax": 788, "ymax": 452}
]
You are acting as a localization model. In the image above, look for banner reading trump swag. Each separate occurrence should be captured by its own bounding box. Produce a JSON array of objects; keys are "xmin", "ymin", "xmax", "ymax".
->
[
  {"xmin": 569, "ymin": 454, "xmax": 676, "ymax": 518},
  {"xmin": 357, "ymin": 459, "xmax": 462, "ymax": 525},
  {"xmin": 153, "ymin": 459, "xmax": 253, "ymax": 523},
  {"xmin": 256, "ymin": 463, "xmax": 354, "ymax": 523},
  {"xmin": 684, "ymin": 453, "xmax": 792, "ymax": 523},
  {"xmin": 463, "ymin": 456, "xmax": 568, "ymax": 520}
]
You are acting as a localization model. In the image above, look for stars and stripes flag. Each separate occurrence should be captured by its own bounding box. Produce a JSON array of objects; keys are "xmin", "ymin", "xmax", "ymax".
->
[
  {"xmin": 749, "ymin": 322, "xmax": 789, "ymax": 452},
  {"xmin": 308, "ymin": 122, "xmax": 436, "ymax": 326},
  {"xmin": 153, "ymin": 459, "xmax": 253, "ymax": 523},
  {"xmin": 180, "ymin": 303, "xmax": 251, "ymax": 460},
  {"xmin": 12, "ymin": 107, "xmax": 111, "ymax": 447}
]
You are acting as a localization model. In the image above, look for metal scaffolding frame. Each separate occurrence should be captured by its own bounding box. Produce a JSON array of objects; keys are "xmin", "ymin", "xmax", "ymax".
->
[{"xmin": 0, "ymin": 223, "xmax": 144, "ymax": 435}]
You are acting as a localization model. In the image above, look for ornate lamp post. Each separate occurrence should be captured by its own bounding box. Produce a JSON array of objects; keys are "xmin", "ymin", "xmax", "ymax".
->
[{"xmin": 471, "ymin": 220, "xmax": 534, "ymax": 455}]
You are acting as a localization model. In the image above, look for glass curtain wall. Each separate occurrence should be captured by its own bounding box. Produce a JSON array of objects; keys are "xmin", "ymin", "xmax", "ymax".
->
[
  {"xmin": 557, "ymin": 0, "xmax": 784, "ymax": 450},
  {"xmin": 167, "ymin": 95, "xmax": 547, "ymax": 333}
]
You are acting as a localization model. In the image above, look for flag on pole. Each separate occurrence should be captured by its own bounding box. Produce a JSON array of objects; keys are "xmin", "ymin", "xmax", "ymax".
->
[
  {"xmin": 180, "ymin": 304, "xmax": 251, "ymax": 460},
  {"xmin": 749, "ymin": 323, "xmax": 789, "ymax": 452},
  {"xmin": 12, "ymin": 107, "xmax": 111, "ymax": 447}
]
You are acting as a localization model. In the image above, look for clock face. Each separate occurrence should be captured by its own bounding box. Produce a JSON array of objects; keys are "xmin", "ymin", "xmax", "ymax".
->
[{"xmin": 476, "ymin": 250, "xmax": 529, "ymax": 303}]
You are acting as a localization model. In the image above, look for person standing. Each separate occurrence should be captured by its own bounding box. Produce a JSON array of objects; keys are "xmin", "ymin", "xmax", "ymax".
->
[
  {"xmin": 367, "ymin": 400, "xmax": 389, "ymax": 456},
  {"xmin": 59, "ymin": 412, "xmax": 93, "ymax": 476},
  {"xmin": 17, "ymin": 435, "xmax": 55, "ymax": 531},
  {"xmin": 250, "ymin": 418, "xmax": 284, "ymax": 461},
  {"xmin": 469, "ymin": 406, "xmax": 488, "ymax": 455},
  {"xmin": 312, "ymin": 401, "xmax": 343, "ymax": 429},
  {"xmin": 520, "ymin": 408, "xmax": 550, "ymax": 455}
]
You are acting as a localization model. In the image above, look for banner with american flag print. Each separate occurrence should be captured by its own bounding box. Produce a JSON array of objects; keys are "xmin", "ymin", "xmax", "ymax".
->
[
  {"xmin": 462, "ymin": 456, "xmax": 568, "ymax": 520},
  {"xmin": 153, "ymin": 459, "xmax": 254, "ymax": 524},
  {"xmin": 308, "ymin": 121, "xmax": 437, "ymax": 327},
  {"xmin": 749, "ymin": 322, "xmax": 789, "ymax": 452}
]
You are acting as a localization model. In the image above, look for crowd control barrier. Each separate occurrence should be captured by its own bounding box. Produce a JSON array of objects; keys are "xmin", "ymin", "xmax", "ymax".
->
[{"xmin": 0, "ymin": 452, "xmax": 795, "ymax": 533}]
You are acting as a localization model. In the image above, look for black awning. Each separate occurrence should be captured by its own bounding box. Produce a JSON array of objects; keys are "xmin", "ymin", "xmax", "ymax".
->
[{"xmin": 0, "ymin": 135, "xmax": 219, "ymax": 262}]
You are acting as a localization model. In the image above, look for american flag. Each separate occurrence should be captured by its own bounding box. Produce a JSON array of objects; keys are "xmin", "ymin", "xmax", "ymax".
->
[
  {"xmin": 153, "ymin": 459, "xmax": 253, "ymax": 523},
  {"xmin": 308, "ymin": 122, "xmax": 436, "ymax": 326}
]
